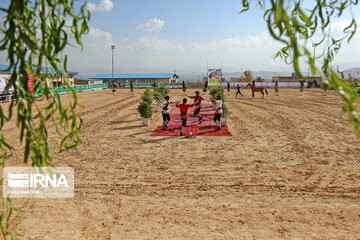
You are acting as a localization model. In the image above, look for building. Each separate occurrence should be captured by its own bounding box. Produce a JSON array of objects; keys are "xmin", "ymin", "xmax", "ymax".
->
[
  {"xmin": 272, "ymin": 76, "xmax": 322, "ymax": 83},
  {"xmin": 75, "ymin": 78, "xmax": 103, "ymax": 85},
  {"xmin": 0, "ymin": 64, "xmax": 77, "ymax": 87},
  {"xmin": 90, "ymin": 74, "xmax": 179, "ymax": 87}
]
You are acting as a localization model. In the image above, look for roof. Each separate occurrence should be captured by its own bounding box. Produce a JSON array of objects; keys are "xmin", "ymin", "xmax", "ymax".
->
[
  {"xmin": 90, "ymin": 74, "xmax": 179, "ymax": 79},
  {"xmin": 0, "ymin": 64, "xmax": 77, "ymax": 75}
]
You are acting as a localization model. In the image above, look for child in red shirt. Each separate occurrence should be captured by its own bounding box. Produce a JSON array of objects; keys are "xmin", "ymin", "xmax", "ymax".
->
[{"xmin": 176, "ymin": 98, "xmax": 194, "ymax": 136}]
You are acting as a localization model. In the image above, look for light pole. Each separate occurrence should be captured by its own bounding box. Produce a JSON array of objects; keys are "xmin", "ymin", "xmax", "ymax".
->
[{"xmin": 111, "ymin": 45, "xmax": 115, "ymax": 88}]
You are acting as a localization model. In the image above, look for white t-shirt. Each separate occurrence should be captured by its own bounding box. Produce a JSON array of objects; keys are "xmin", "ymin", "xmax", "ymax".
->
[
  {"xmin": 215, "ymin": 100, "xmax": 223, "ymax": 114},
  {"xmin": 162, "ymin": 100, "xmax": 169, "ymax": 114}
]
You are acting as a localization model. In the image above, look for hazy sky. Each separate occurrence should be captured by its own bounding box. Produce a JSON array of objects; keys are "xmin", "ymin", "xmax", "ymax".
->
[{"xmin": 1, "ymin": 0, "xmax": 360, "ymax": 76}]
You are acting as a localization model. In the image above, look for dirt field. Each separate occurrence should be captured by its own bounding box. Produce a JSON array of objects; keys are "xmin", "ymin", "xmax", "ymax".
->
[{"xmin": 2, "ymin": 88, "xmax": 360, "ymax": 239}]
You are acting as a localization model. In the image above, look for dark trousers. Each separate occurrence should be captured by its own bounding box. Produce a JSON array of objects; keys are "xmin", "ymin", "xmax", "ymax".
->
[
  {"xmin": 181, "ymin": 117, "xmax": 187, "ymax": 127},
  {"xmin": 236, "ymin": 90, "xmax": 243, "ymax": 96}
]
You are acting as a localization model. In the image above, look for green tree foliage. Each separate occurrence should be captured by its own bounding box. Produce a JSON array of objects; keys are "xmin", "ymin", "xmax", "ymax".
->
[
  {"xmin": 154, "ymin": 86, "xmax": 170, "ymax": 98},
  {"xmin": 182, "ymin": 81, "xmax": 187, "ymax": 93},
  {"xmin": 0, "ymin": 1, "xmax": 90, "ymax": 237},
  {"xmin": 255, "ymin": 76, "xmax": 265, "ymax": 82},
  {"xmin": 153, "ymin": 91, "xmax": 163, "ymax": 104},
  {"xmin": 300, "ymin": 80, "xmax": 305, "ymax": 92},
  {"xmin": 130, "ymin": 80, "xmax": 134, "ymax": 92},
  {"xmin": 203, "ymin": 80, "xmax": 208, "ymax": 92},
  {"xmin": 275, "ymin": 80, "xmax": 279, "ymax": 93},
  {"xmin": 141, "ymin": 89, "xmax": 153, "ymax": 104},
  {"xmin": 137, "ymin": 101, "xmax": 153, "ymax": 118},
  {"xmin": 210, "ymin": 87, "xmax": 229, "ymax": 117},
  {"xmin": 240, "ymin": 0, "xmax": 360, "ymax": 135},
  {"xmin": 243, "ymin": 71, "xmax": 253, "ymax": 82}
]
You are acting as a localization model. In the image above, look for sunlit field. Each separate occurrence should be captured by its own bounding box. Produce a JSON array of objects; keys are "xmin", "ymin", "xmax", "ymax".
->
[{"xmin": 2, "ymin": 88, "xmax": 360, "ymax": 239}]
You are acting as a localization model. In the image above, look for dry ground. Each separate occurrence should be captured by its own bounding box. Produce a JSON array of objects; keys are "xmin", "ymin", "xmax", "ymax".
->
[{"xmin": 1, "ymin": 88, "xmax": 360, "ymax": 239}]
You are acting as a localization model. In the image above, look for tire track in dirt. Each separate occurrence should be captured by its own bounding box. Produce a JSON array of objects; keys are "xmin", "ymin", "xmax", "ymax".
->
[
  {"xmin": 71, "ymin": 94, "xmax": 141, "ymax": 239},
  {"xmin": 226, "ymin": 98, "xmax": 360, "ymax": 201}
]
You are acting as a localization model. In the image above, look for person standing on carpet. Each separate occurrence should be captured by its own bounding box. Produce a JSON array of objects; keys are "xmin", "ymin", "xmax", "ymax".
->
[
  {"xmin": 176, "ymin": 98, "xmax": 195, "ymax": 136},
  {"xmin": 210, "ymin": 94, "xmax": 223, "ymax": 131},
  {"xmin": 162, "ymin": 95, "xmax": 172, "ymax": 130},
  {"xmin": 235, "ymin": 84, "xmax": 243, "ymax": 97},
  {"xmin": 184, "ymin": 91, "xmax": 204, "ymax": 124}
]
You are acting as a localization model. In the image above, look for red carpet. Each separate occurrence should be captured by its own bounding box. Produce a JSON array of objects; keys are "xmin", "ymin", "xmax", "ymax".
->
[{"xmin": 151, "ymin": 104, "xmax": 232, "ymax": 136}]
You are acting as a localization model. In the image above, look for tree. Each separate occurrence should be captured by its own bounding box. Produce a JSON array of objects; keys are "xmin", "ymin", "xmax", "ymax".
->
[
  {"xmin": 244, "ymin": 71, "xmax": 253, "ymax": 82},
  {"xmin": 130, "ymin": 80, "xmax": 134, "ymax": 92},
  {"xmin": 240, "ymin": 0, "xmax": 360, "ymax": 135},
  {"xmin": 203, "ymin": 80, "xmax": 208, "ymax": 93},
  {"xmin": 0, "ymin": 0, "xmax": 90, "ymax": 237},
  {"xmin": 182, "ymin": 81, "xmax": 187, "ymax": 93},
  {"xmin": 255, "ymin": 76, "xmax": 265, "ymax": 82}
]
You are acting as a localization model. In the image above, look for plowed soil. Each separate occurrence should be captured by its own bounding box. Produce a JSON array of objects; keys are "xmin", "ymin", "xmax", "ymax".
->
[{"xmin": 2, "ymin": 88, "xmax": 360, "ymax": 239}]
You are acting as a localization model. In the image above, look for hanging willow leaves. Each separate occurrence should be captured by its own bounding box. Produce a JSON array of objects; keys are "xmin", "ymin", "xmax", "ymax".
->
[
  {"xmin": 240, "ymin": 0, "xmax": 360, "ymax": 135},
  {"xmin": 0, "ymin": 0, "xmax": 90, "ymax": 238}
]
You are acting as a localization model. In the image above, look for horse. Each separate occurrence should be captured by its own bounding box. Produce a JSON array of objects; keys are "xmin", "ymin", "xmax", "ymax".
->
[{"xmin": 247, "ymin": 83, "xmax": 268, "ymax": 98}]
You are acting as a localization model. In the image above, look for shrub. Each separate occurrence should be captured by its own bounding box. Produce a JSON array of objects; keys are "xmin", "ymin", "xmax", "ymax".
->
[
  {"xmin": 210, "ymin": 87, "xmax": 229, "ymax": 117},
  {"xmin": 154, "ymin": 85, "xmax": 170, "ymax": 97},
  {"xmin": 182, "ymin": 81, "xmax": 187, "ymax": 93},
  {"xmin": 275, "ymin": 80, "xmax": 279, "ymax": 93},
  {"xmin": 203, "ymin": 81, "xmax": 208, "ymax": 92},
  {"xmin": 137, "ymin": 101, "xmax": 153, "ymax": 118},
  {"xmin": 153, "ymin": 91, "xmax": 163, "ymax": 104},
  {"xmin": 130, "ymin": 80, "xmax": 134, "ymax": 92},
  {"xmin": 300, "ymin": 80, "xmax": 305, "ymax": 92},
  {"xmin": 222, "ymin": 104, "xmax": 229, "ymax": 117},
  {"xmin": 210, "ymin": 87, "xmax": 225, "ymax": 104},
  {"xmin": 141, "ymin": 88, "xmax": 153, "ymax": 104},
  {"xmin": 227, "ymin": 82, "xmax": 230, "ymax": 92}
]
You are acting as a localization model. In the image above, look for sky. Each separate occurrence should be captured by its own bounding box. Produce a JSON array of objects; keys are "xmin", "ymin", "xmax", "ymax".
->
[{"xmin": 1, "ymin": 0, "xmax": 360, "ymax": 76}]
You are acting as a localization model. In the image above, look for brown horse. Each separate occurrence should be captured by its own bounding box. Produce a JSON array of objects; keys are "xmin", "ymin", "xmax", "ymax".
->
[{"xmin": 247, "ymin": 83, "xmax": 268, "ymax": 98}]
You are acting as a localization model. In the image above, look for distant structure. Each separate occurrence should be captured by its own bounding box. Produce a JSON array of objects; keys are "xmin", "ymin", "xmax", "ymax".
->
[
  {"xmin": 91, "ymin": 74, "xmax": 179, "ymax": 87},
  {"xmin": 0, "ymin": 64, "xmax": 77, "ymax": 87},
  {"xmin": 75, "ymin": 78, "xmax": 103, "ymax": 85},
  {"xmin": 272, "ymin": 75, "xmax": 322, "ymax": 83}
]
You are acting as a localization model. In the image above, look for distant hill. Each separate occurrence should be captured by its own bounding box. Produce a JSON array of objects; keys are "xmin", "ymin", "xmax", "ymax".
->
[{"xmin": 223, "ymin": 71, "xmax": 293, "ymax": 81}]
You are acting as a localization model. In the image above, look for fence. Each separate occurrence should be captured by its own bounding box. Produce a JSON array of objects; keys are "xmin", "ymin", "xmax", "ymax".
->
[
  {"xmin": 0, "ymin": 83, "xmax": 108, "ymax": 104},
  {"xmin": 123, "ymin": 82, "xmax": 183, "ymax": 88},
  {"xmin": 220, "ymin": 82, "xmax": 309, "ymax": 88},
  {"xmin": 34, "ymin": 83, "xmax": 108, "ymax": 95}
]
